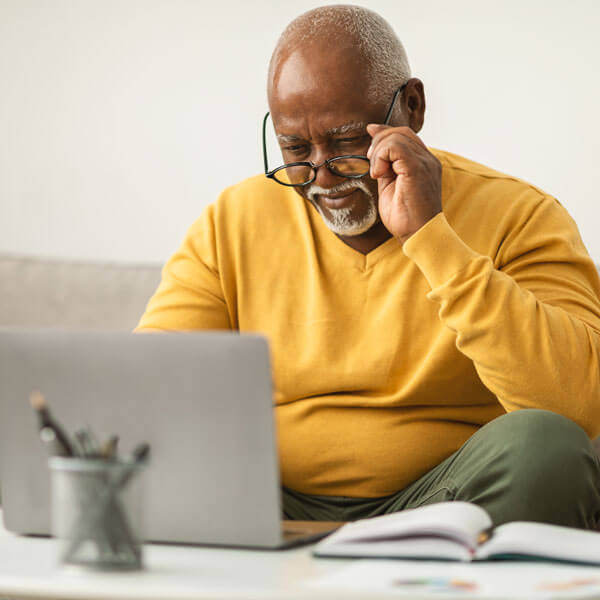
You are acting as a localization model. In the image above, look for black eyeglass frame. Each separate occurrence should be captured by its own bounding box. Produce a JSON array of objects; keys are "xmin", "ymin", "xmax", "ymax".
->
[{"xmin": 262, "ymin": 81, "xmax": 408, "ymax": 187}]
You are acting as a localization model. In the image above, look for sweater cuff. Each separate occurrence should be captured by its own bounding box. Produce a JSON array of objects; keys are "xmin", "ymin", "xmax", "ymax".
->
[{"xmin": 402, "ymin": 212, "xmax": 481, "ymax": 289}]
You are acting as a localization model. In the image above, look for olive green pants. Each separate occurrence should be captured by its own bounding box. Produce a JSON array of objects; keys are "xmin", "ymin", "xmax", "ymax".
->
[{"xmin": 282, "ymin": 409, "xmax": 600, "ymax": 529}]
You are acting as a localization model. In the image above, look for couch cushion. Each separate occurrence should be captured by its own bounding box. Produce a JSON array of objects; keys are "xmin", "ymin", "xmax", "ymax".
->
[{"xmin": 0, "ymin": 253, "xmax": 161, "ymax": 330}]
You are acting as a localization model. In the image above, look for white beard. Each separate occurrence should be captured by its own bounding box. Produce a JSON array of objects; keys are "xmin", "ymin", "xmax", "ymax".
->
[{"xmin": 306, "ymin": 179, "xmax": 378, "ymax": 236}]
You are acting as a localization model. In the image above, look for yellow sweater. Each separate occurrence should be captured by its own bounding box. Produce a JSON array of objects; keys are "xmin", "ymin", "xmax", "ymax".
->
[{"xmin": 136, "ymin": 149, "xmax": 600, "ymax": 498}]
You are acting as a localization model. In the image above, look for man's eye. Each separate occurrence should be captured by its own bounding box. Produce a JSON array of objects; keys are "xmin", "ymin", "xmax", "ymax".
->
[
  {"xmin": 337, "ymin": 135, "xmax": 369, "ymax": 145},
  {"xmin": 283, "ymin": 145, "xmax": 306, "ymax": 153}
]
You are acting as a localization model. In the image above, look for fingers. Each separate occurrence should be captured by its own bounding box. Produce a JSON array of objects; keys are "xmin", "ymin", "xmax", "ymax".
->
[
  {"xmin": 367, "ymin": 124, "xmax": 428, "ymax": 151},
  {"xmin": 366, "ymin": 123, "xmax": 388, "ymax": 139},
  {"xmin": 367, "ymin": 124, "xmax": 428, "ymax": 157},
  {"xmin": 366, "ymin": 124, "xmax": 431, "ymax": 179}
]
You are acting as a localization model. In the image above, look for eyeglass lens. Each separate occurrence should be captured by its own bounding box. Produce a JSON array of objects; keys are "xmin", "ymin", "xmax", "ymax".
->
[{"xmin": 274, "ymin": 157, "xmax": 370, "ymax": 185}]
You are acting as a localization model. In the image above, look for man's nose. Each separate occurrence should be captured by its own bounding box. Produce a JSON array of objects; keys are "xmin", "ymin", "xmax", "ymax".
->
[{"xmin": 310, "ymin": 150, "xmax": 344, "ymax": 189}]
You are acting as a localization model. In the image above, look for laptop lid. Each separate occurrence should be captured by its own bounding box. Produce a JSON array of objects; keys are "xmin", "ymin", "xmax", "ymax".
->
[{"xmin": 0, "ymin": 329, "xmax": 285, "ymax": 547}]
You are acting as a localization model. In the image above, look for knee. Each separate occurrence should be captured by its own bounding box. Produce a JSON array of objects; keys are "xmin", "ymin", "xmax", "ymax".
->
[
  {"xmin": 484, "ymin": 409, "xmax": 593, "ymax": 469},
  {"xmin": 462, "ymin": 409, "xmax": 600, "ymax": 527}
]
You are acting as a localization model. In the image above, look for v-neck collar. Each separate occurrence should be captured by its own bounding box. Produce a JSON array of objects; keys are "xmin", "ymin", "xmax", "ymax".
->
[
  {"xmin": 295, "ymin": 147, "xmax": 454, "ymax": 272},
  {"xmin": 305, "ymin": 204, "xmax": 403, "ymax": 271}
]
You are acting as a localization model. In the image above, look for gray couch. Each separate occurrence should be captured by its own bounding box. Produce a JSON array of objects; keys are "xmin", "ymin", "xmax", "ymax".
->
[{"xmin": 0, "ymin": 253, "xmax": 161, "ymax": 330}]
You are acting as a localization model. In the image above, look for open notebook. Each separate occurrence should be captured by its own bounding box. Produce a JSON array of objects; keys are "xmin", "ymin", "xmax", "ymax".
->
[{"xmin": 314, "ymin": 501, "xmax": 600, "ymax": 564}]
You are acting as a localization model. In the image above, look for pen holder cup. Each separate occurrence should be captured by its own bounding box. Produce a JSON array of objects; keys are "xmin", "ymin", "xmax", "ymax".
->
[{"xmin": 49, "ymin": 457, "xmax": 145, "ymax": 571}]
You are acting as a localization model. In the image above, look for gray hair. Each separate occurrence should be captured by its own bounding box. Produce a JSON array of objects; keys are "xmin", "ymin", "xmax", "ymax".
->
[{"xmin": 269, "ymin": 4, "xmax": 411, "ymax": 105}]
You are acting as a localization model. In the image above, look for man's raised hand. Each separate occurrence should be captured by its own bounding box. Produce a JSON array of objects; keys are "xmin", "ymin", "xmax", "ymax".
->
[{"xmin": 366, "ymin": 124, "xmax": 442, "ymax": 244}]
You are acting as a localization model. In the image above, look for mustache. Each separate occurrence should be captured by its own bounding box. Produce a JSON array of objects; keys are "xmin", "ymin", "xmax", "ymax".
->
[{"xmin": 305, "ymin": 179, "xmax": 372, "ymax": 205}]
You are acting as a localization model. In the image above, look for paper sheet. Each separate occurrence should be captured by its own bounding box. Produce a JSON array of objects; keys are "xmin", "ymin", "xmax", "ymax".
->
[{"xmin": 306, "ymin": 559, "xmax": 600, "ymax": 599}]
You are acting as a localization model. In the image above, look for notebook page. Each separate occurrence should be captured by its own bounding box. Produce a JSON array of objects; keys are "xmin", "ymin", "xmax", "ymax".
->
[
  {"xmin": 314, "ymin": 536, "xmax": 473, "ymax": 561},
  {"xmin": 476, "ymin": 521, "xmax": 600, "ymax": 564},
  {"xmin": 319, "ymin": 501, "xmax": 492, "ymax": 551}
]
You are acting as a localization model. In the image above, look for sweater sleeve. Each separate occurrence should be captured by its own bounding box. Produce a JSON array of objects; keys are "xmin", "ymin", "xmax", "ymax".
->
[
  {"xmin": 135, "ymin": 204, "xmax": 233, "ymax": 331},
  {"xmin": 402, "ymin": 201, "xmax": 600, "ymax": 437}
]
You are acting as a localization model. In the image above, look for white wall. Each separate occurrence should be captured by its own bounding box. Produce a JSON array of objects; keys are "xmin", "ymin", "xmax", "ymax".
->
[{"xmin": 1, "ymin": 0, "xmax": 599, "ymax": 264}]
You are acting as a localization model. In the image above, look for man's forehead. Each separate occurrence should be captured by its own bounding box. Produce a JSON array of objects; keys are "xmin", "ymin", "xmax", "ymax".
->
[
  {"xmin": 269, "ymin": 45, "xmax": 383, "ymax": 137},
  {"xmin": 269, "ymin": 44, "xmax": 373, "ymax": 106},
  {"xmin": 270, "ymin": 76, "xmax": 379, "ymax": 139},
  {"xmin": 276, "ymin": 121, "xmax": 368, "ymax": 143}
]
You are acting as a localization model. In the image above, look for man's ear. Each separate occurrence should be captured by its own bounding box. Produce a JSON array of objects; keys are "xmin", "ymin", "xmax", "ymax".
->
[{"xmin": 405, "ymin": 78, "xmax": 426, "ymax": 134}]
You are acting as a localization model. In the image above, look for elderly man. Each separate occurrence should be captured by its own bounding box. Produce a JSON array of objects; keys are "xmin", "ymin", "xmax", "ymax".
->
[{"xmin": 137, "ymin": 5, "xmax": 600, "ymax": 528}]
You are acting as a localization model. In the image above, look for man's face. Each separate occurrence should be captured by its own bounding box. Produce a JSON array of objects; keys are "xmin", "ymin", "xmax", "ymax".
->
[{"xmin": 268, "ymin": 45, "xmax": 393, "ymax": 237}]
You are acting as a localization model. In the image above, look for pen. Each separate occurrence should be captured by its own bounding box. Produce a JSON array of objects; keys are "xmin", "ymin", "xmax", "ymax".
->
[{"xmin": 29, "ymin": 391, "xmax": 76, "ymax": 457}]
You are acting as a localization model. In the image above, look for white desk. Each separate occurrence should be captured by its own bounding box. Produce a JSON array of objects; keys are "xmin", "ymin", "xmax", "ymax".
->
[
  {"xmin": 4, "ymin": 511, "xmax": 600, "ymax": 600},
  {"xmin": 0, "ymin": 513, "xmax": 343, "ymax": 600}
]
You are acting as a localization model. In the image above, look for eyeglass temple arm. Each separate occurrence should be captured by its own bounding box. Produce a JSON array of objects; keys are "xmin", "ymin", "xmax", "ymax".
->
[
  {"xmin": 262, "ymin": 112, "xmax": 271, "ymax": 174},
  {"xmin": 382, "ymin": 82, "xmax": 408, "ymax": 126}
]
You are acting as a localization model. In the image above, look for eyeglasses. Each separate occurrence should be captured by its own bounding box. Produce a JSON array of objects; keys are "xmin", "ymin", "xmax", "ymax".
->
[{"xmin": 262, "ymin": 82, "xmax": 408, "ymax": 187}]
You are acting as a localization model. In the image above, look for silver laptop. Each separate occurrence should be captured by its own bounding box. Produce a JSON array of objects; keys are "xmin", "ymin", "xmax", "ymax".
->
[{"xmin": 0, "ymin": 329, "xmax": 339, "ymax": 548}]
